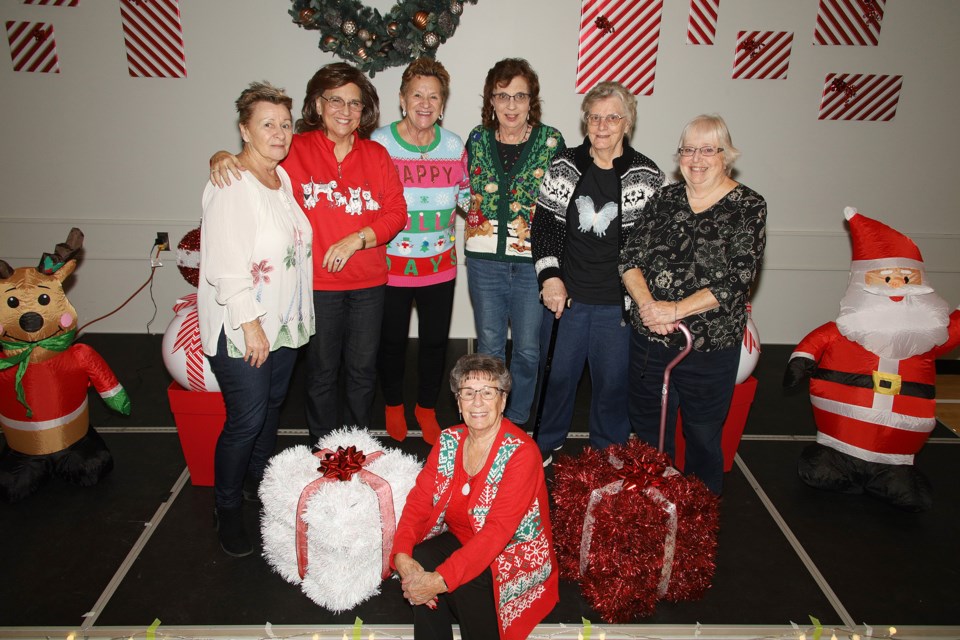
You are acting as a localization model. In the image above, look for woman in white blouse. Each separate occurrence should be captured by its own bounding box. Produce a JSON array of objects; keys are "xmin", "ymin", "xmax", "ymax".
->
[{"xmin": 198, "ymin": 82, "xmax": 315, "ymax": 557}]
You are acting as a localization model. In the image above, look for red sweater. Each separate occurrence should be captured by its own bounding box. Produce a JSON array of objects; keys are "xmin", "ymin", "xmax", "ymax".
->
[{"xmin": 281, "ymin": 130, "xmax": 407, "ymax": 291}]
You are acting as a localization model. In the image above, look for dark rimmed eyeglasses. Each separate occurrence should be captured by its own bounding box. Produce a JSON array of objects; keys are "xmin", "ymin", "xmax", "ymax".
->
[
  {"xmin": 457, "ymin": 386, "xmax": 504, "ymax": 401},
  {"xmin": 320, "ymin": 95, "xmax": 364, "ymax": 113}
]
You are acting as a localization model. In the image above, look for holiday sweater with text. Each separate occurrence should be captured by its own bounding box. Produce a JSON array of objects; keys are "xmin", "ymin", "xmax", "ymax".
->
[{"xmin": 371, "ymin": 122, "xmax": 470, "ymax": 287}]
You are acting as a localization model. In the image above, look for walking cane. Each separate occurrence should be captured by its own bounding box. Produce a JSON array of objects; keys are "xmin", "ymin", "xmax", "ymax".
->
[
  {"xmin": 659, "ymin": 322, "xmax": 693, "ymax": 454},
  {"xmin": 532, "ymin": 298, "xmax": 571, "ymax": 442}
]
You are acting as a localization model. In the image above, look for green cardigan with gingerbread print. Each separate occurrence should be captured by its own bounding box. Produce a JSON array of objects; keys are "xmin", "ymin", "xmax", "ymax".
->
[{"xmin": 464, "ymin": 124, "xmax": 565, "ymax": 263}]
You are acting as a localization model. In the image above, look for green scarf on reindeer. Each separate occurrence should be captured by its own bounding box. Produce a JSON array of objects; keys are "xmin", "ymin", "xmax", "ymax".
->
[{"xmin": 0, "ymin": 329, "xmax": 77, "ymax": 418}]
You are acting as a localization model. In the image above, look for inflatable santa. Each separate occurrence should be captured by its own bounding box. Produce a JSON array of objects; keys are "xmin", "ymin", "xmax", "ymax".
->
[{"xmin": 784, "ymin": 208, "xmax": 960, "ymax": 511}]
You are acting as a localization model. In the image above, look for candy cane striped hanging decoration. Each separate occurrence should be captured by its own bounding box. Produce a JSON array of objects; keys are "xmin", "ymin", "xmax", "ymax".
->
[
  {"xmin": 732, "ymin": 30, "xmax": 794, "ymax": 80},
  {"xmin": 576, "ymin": 0, "xmax": 663, "ymax": 96},
  {"xmin": 119, "ymin": 0, "xmax": 186, "ymax": 78},
  {"xmin": 686, "ymin": 0, "xmax": 719, "ymax": 45},
  {"xmin": 813, "ymin": 0, "xmax": 885, "ymax": 46},
  {"xmin": 818, "ymin": 73, "xmax": 903, "ymax": 121},
  {"xmin": 22, "ymin": 0, "xmax": 78, "ymax": 5},
  {"xmin": 6, "ymin": 21, "xmax": 60, "ymax": 73}
]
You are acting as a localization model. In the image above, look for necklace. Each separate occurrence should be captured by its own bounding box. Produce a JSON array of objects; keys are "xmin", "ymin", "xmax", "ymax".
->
[
  {"xmin": 402, "ymin": 121, "xmax": 434, "ymax": 159},
  {"xmin": 496, "ymin": 124, "xmax": 530, "ymax": 145},
  {"xmin": 461, "ymin": 434, "xmax": 497, "ymax": 496}
]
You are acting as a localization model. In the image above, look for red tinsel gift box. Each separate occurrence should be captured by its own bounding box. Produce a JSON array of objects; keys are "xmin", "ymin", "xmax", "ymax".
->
[{"xmin": 551, "ymin": 439, "xmax": 720, "ymax": 622}]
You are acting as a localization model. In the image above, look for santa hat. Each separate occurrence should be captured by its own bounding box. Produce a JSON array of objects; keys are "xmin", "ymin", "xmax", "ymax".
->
[{"xmin": 844, "ymin": 206, "xmax": 923, "ymax": 264}]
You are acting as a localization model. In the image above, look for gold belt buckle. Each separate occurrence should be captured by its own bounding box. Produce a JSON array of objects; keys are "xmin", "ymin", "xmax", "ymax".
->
[{"xmin": 872, "ymin": 370, "xmax": 902, "ymax": 395}]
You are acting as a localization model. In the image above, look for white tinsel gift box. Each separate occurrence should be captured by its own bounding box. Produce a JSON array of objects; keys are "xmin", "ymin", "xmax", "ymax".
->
[{"xmin": 260, "ymin": 428, "xmax": 422, "ymax": 612}]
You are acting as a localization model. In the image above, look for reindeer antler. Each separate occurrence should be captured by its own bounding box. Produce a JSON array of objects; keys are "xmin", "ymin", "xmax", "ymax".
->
[
  {"xmin": 38, "ymin": 227, "xmax": 84, "ymax": 275},
  {"xmin": 0, "ymin": 260, "xmax": 13, "ymax": 279}
]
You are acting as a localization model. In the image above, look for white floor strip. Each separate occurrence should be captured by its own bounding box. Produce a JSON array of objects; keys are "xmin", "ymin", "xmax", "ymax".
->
[
  {"xmin": 79, "ymin": 467, "xmax": 191, "ymax": 632},
  {"xmin": 734, "ymin": 453, "xmax": 855, "ymax": 627}
]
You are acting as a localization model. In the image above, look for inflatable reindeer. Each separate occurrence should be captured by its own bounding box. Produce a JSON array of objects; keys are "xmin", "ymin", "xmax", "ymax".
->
[{"xmin": 0, "ymin": 228, "xmax": 130, "ymax": 502}]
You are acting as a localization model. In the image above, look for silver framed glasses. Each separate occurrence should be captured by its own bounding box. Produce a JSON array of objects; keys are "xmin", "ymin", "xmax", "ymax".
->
[
  {"xmin": 492, "ymin": 92, "xmax": 530, "ymax": 104},
  {"xmin": 678, "ymin": 145, "xmax": 724, "ymax": 157},
  {"xmin": 457, "ymin": 386, "xmax": 504, "ymax": 401},
  {"xmin": 320, "ymin": 95, "xmax": 364, "ymax": 113},
  {"xmin": 585, "ymin": 113, "xmax": 626, "ymax": 127}
]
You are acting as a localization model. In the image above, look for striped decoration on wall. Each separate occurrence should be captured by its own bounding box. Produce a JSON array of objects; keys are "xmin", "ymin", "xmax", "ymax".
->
[
  {"xmin": 818, "ymin": 73, "xmax": 903, "ymax": 121},
  {"xmin": 119, "ymin": 0, "xmax": 186, "ymax": 78},
  {"xmin": 6, "ymin": 21, "xmax": 60, "ymax": 73},
  {"xmin": 575, "ymin": 0, "xmax": 663, "ymax": 96},
  {"xmin": 22, "ymin": 0, "xmax": 78, "ymax": 5},
  {"xmin": 732, "ymin": 30, "xmax": 794, "ymax": 80},
  {"xmin": 686, "ymin": 0, "xmax": 720, "ymax": 45},
  {"xmin": 813, "ymin": 0, "xmax": 885, "ymax": 46}
]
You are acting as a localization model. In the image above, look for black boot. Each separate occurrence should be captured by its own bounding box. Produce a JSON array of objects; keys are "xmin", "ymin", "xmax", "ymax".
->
[
  {"xmin": 214, "ymin": 506, "xmax": 253, "ymax": 557},
  {"xmin": 242, "ymin": 474, "xmax": 261, "ymax": 504}
]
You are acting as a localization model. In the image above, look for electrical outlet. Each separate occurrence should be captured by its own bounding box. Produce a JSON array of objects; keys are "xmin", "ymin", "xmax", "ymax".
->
[{"xmin": 155, "ymin": 232, "xmax": 170, "ymax": 251}]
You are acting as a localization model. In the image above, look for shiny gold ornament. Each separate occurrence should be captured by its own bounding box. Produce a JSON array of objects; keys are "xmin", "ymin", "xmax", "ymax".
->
[
  {"xmin": 357, "ymin": 28, "xmax": 370, "ymax": 41},
  {"xmin": 298, "ymin": 8, "xmax": 316, "ymax": 24},
  {"xmin": 387, "ymin": 21, "xmax": 400, "ymax": 36},
  {"xmin": 450, "ymin": 1, "xmax": 464, "ymax": 16},
  {"xmin": 322, "ymin": 35, "xmax": 338, "ymax": 50},
  {"xmin": 356, "ymin": 47, "xmax": 369, "ymax": 60},
  {"xmin": 341, "ymin": 20, "xmax": 357, "ymax": 36},
  {"xmin": 412, "ymin": 11, "xmax": 429, "ymax": 29},
  {"xmin": 423, "ymin": 31, "xmax": 439, "ymax": 48}
]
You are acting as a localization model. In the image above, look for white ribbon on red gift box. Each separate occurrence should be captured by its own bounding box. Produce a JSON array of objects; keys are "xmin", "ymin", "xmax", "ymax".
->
[{"xmin": 579, "ymin": 455, "xmax": 679, "ymax": 597}]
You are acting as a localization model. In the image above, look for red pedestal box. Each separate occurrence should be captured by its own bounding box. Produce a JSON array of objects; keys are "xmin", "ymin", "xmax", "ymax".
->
[
  {"xmin": 673, "ymin": 375, "xmax": 758, "ymax": 473},
  {"xmin": 167, "ymin": 382, "xmax": 225, "ymax": 486}
]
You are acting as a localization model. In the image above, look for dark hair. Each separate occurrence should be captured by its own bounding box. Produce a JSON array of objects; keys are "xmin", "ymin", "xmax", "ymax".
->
[
  {"xmin": 480, "ymin": 58, "xmax": 542, "ymax": 129},
  {"xmin": 236, "ymin": 81, "xmax": 293, "ymax": 126},
  {"xmin": 400, "ymin": 57, "xmax": 451, "ymax": 105},
  {"xmin": 449, "ymin": 354, "xmax": 512, "ymax": 395},
  {"xmin": 296, "ymin": 62, "xmax": 380, "ymax": 138}
]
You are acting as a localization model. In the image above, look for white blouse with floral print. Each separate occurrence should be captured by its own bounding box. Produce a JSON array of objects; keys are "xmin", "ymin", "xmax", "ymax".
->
[{"xmin": 199, "ymin": 166, "xmax": 315, "ymax": 357}]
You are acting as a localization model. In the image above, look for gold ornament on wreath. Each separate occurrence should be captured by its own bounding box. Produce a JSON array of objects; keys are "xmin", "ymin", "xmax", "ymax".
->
[{"xmin": 288, "ymin": 0, "xmax": 479, "ymax": 76}]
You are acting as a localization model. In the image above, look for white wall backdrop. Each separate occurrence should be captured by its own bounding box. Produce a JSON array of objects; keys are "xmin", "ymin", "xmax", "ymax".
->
[{"xmin": 0, "ymin": 0, "xmax": 957, "ymax": 352}]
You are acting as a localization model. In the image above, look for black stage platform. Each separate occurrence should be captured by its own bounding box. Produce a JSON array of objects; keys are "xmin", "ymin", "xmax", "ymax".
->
[{"xmin": 2, "ymin": 336, "xmax": 958, "ymax": 639}]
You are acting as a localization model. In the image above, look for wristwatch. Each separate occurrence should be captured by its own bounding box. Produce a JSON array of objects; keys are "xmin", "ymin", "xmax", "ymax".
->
[{"xmin": 357, "ymin": 230, "xmax": 367, "ymax": 248}]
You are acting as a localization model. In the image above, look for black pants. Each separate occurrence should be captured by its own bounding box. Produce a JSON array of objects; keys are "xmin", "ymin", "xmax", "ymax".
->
[
  {"xmin": 378, "ymin": 280, "xmax": 455, "ymax": 408},
  {"xmin": 411, "ymin": 532, "xmax": 499, "ymax": 640}
]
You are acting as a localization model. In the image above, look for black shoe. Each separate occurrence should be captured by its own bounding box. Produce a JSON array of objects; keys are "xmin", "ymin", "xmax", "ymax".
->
[
  {"xmin": 214, "ymin": 506, "xmax": 253, "ymax": 557},
  {"xmin": 541, "ymin": 451, "xmax": 553, "ymax": 467}
]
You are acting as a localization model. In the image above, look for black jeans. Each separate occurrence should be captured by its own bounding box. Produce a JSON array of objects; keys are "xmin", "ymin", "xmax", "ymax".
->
[
  {"xmin": 628, "ymin": 330, "xmax": 740, "ymax": 495},
  {"xmin": 378, "ymin": 280, "xmax": 455, "ymax": 408},
  {"xmin": 305, "ymin": 286, "xmax": 384, "ymax": 442},
  {"xmin": 207, "ymin": 329, "xmax": 297, "ymax": 509},
  {"xmin": 411, "ymin": 532, "xmax": 500, "ymax": 640}
]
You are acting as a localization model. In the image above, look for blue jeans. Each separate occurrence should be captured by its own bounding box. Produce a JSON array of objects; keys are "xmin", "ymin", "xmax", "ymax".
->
[
  {"xmin": 466, "ymin": 258, "xmax": 542, "ymax": 424},
  {"xmin": 536, "ymin": 303, "xmax": 631, "ymax": 452},
  {"xmin": 305, "ymin": 286, "xmax": 385, "ymax": 442},
  {"xmin": 628, "ymin": 330, "xmax": 739, "ymax": 495},
  {"xmin": 207, "ymin": 329, "xmax": 298, "ymax": 510}
]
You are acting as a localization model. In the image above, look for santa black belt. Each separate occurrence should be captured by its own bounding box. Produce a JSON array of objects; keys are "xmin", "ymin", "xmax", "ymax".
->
[{"xmin": 813, "ymin": 368, "xmax": 935, "ymax": 399}]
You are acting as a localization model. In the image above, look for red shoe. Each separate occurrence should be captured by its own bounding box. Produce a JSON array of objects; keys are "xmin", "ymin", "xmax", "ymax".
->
[
  {"xmin": 416, "ymin": 404, "xmax": 441, "ymax": 445},
  {"xmin": 385, "ymin": 404, "xmax": 407, "ymax": 441}
]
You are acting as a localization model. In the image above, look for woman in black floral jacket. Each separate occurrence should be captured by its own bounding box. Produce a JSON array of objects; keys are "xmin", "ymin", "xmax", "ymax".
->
[{"xmin": 620, "ymin": 114, "xmax": 766, "ymax": 495}]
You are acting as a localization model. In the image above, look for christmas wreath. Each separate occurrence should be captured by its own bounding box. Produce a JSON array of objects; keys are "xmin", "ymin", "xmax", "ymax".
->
[{"xmin": 289, "ymin": 0, "xmax": 478, "ymax": 76}]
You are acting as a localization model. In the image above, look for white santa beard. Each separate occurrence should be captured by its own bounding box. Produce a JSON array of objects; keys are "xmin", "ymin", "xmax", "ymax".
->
[{"xmin": 836, "ymin": 287, "xmax": 951, "ymax": 359}]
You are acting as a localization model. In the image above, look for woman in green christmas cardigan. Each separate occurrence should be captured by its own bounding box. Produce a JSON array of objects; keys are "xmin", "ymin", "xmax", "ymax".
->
[{"xmin": 464, "ymin": 58, "xmax": 565, "ymax": 428}]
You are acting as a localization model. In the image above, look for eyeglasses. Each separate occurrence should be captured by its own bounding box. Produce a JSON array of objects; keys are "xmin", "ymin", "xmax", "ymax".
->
[
  {"xmin": 457, "ymin": 386, "xmax": 504, "ymax": 401},
  {"xmin": 320, "ymin": 95, "xmax": 364, "ymax": 113},
  {"xmin": 585, "ymin": 113, "xmax": 626, "ymax": 127},
  {"xmin": 678, "ymin": 146, "xmax": 724, "ymax": 157},
  {"xmin": 492, "ymin": 92, "xmax": 530, "ymax": 104}
]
